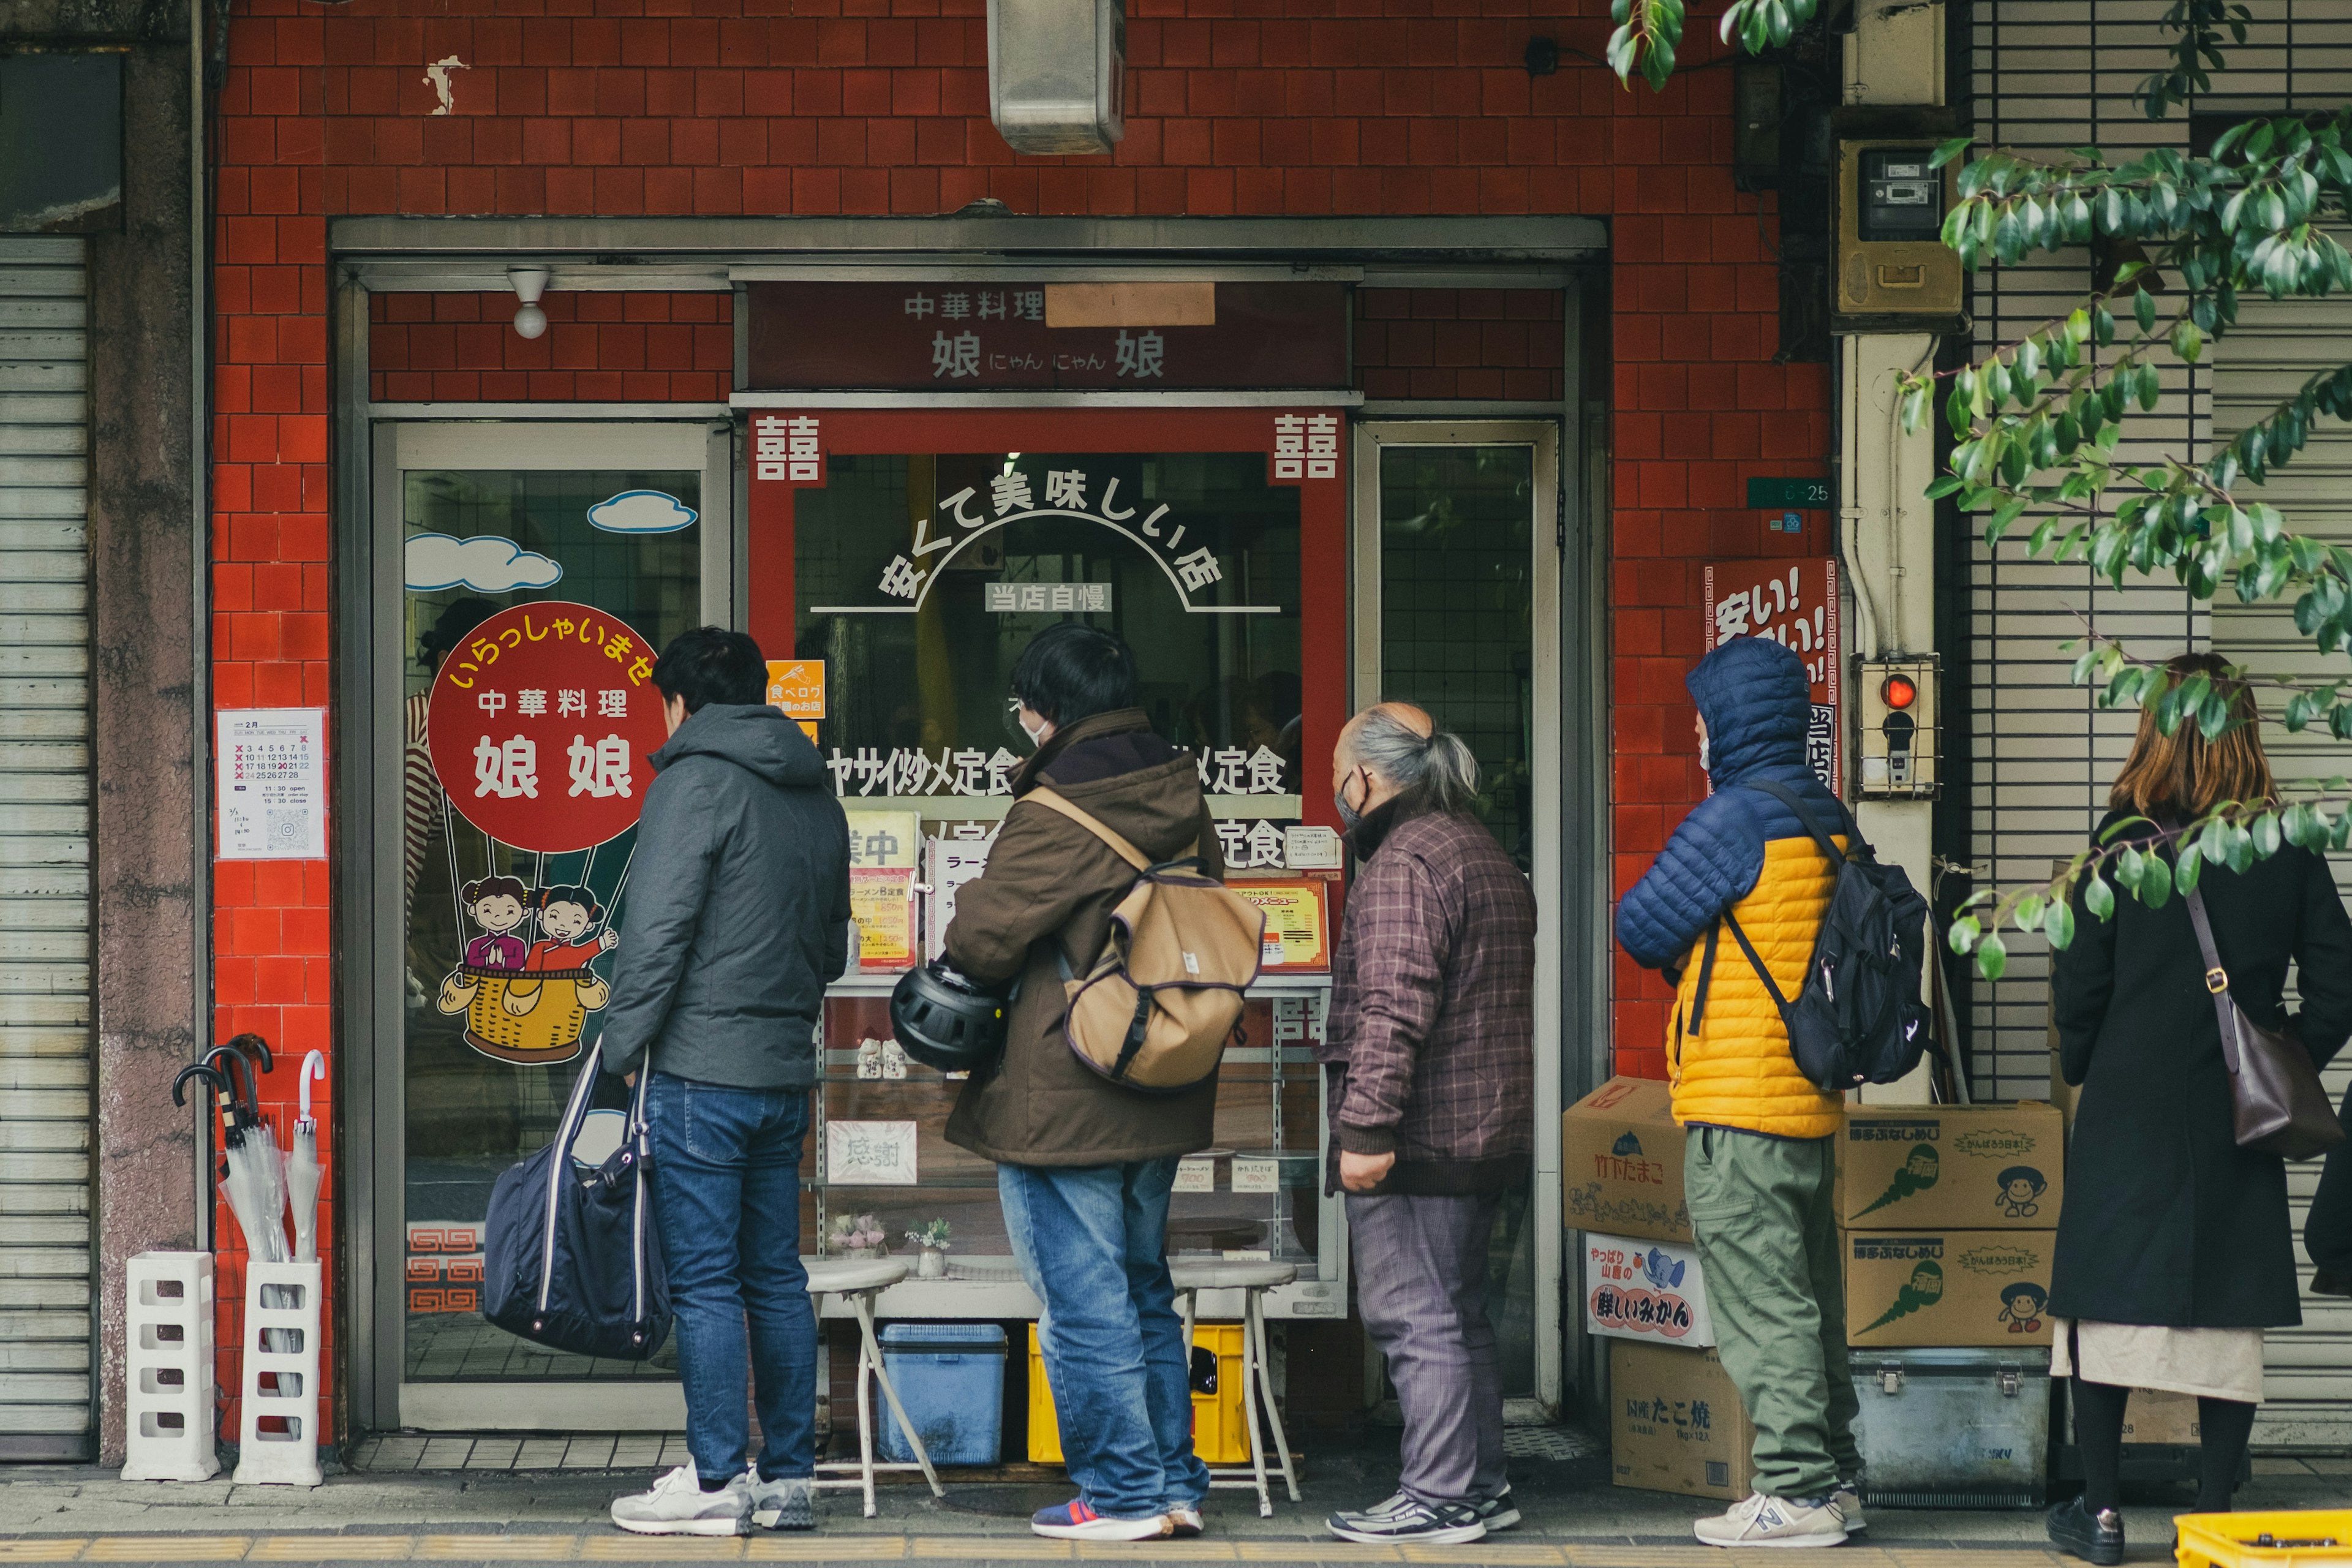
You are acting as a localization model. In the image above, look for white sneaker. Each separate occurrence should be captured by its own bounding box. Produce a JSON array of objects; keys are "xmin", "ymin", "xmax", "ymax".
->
[
  {"xmin": 1693, "ymin": 1490, "xmax": 1849, "ymax": 1549},
  {"xmin": 749, "ymin": 1474, "xmax": 813, "ymax": 1531},
  {"xmin": 1167, "ymin": 1504, "xmax": 1204, "ymax": 1537},
  {"xmin": 610, "ymin": 1463, "xmax": 752, "ymax": 1537},
  {"xmin": 1833, "ymin": 1480, "xmax": 1866, "ymax": 1533}
]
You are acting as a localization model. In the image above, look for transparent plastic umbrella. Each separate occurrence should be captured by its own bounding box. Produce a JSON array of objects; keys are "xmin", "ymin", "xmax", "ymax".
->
[
  {"xmin": 204, "ymin": 1043, "xmax": 286, "ymax": 1264},
  {"xmin": 287, "ymin": 1051, "xmax": 325, "ymax": 1262},
  {"xmin": 175, "ymin": 1060, "xmax": 280, "ymax": 1262}
]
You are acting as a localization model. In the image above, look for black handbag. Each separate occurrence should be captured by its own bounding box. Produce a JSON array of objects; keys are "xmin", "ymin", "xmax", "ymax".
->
[
  {"xmin": 2182, "ymin": 883, "xmax": 2348, "ymax": 1161},
  {"xmin": 481, "ymin": 1042, "xmax": 673, "ymax": 1360}
]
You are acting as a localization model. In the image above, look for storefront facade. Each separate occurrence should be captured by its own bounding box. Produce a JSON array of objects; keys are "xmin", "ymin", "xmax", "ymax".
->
[{"xmin": 190, "ymin": 2, "xmax": 1834, "ymax": 1457}]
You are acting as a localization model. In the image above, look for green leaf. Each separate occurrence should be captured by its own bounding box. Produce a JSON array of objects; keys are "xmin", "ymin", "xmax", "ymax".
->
[
  {"xmin": 1975, "ymin": 932, "xmax": 2008, "ymax": 982},
  {"xmin": 2135, "ymin": 287, "xmax": 2157, "ymax": 333},
  {"xmin": 2083, "ymin": 873, "xmax": 2116, "ymax": 920},
  {"xmin": 2174, "ymin": 842, "xmax": 2205, "ymax": 894},
  {"xmin": 2140, "ymin": 852, "xmax": 2173, "ymax": 908},
  {"xmin": 2115, "ymin": 845, "xmax": 2145, "ymax": 894},
  {"xmin": 1947, "ymin": 914, "xmax": 1981, "ymax": 956},
  {"xmin": 2045, "ymin": 898, "xmax": 2076, "ymax": 951},
  {"xmin": 2014, "ymin": 891, "xmax": 2048, "ymax": 932},
  {"xmin": 1931, "ymin": 136, "xmax": 1972, "ymax": 168},
  {"xmin": 2252, "ymin": 810, "xmax": 2282, "ymax": 858}
]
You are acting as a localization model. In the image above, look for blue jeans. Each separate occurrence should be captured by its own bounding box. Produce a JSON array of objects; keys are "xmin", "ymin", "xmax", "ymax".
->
[
  {"xmin": 1000, "ymin": 1158, "xmax": 1209, "ymax": 1520},
  {"xmin": 644, "ymin": 1071, "xmax": 816, "ymax": 1484}
]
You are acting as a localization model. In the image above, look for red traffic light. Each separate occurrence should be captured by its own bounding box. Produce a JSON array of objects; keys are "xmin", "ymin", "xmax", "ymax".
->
[{"xmin": 1881, "ymin": 674, "xmax": 1918, "ymax": 710}]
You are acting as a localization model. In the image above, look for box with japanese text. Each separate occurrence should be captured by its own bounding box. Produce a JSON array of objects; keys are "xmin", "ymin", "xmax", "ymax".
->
[
  {"xmin": 1845, "ymin": 1229, "xmax": 2056, "ymax": 1349},
  {"xmin": 1839, "ymin": 1102, "xmax": 2064, "ymax": 1231},
  {"xmin": 1610, "ymin": 1340, "xmax": 1756, "ymax": 1501},
  {"xmin": 1563, "ymin": 1076, "xmax": 1690, "ymax": 1243},
  {"xmin": 1585, "ymin": 1231, "xmax": 1716, "ymax": 1349}
]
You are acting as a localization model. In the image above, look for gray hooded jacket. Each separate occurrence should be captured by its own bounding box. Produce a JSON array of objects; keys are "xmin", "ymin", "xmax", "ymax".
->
[{"xmin": 598, "ymin": 702, "xmax": 851, "ymax": 1089}]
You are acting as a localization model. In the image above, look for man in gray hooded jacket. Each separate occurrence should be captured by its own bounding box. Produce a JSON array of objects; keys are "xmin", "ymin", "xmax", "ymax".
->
[{"xmin": 601, "ymin": 627, "xmax": 851, "ymax": 1539}]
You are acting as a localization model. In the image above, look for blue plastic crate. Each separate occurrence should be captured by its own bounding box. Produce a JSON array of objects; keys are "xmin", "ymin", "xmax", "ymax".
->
[{"xmin": 876, "ymin": 1322, "xmax": 1007, "ymax": 1467}]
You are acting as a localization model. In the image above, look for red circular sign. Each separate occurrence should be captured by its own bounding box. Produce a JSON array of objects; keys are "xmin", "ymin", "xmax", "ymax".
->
[{"xmin": 426, "ymin": 600, "xmax": 671, "ymax": 853}]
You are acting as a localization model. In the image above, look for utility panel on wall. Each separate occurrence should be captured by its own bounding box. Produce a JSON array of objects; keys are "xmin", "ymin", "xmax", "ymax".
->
[
  {"xmin": 989, "ymin": 0, "xmax": 1126, "ymax": 156},
  {"xmin": 1834, "ymin": 140, "xmax": 1964, "ymax": 335}
]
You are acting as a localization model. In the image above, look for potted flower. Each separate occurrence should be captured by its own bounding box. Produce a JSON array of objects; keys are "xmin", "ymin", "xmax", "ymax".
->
[
  {"xmin": 907, "ymin": 1219, "xmax": 952, "ymax": 1278},
  {"xmin": 827, "ymin": 1213, "xmax": 887, "ymax": 1259}
]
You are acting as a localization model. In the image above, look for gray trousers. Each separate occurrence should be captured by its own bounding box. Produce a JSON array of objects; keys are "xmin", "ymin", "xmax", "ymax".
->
[{"xmin": 1348, "ymin": 1191, "xmax": 1507, "ymax": 1505}]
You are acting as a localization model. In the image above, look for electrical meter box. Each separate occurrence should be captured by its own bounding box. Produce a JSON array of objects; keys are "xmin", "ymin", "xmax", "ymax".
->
[
  {"xmin": 1860, "ymin": 656, "xmax": 1938, "ymax": 798},
  {"xmin": 1836, "ymin": 140, "xmax": 1964, "ymax": 333}
]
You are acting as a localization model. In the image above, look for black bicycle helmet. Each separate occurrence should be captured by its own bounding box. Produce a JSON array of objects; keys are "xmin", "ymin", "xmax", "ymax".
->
[{"xmin": 889, "ymin": 960, "xmax": 1010, "ymax": 1074}]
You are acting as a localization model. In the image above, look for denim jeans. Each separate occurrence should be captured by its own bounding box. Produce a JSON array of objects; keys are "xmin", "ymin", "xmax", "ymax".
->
[
  {"xmin": 1000, "ymin": 1158, "xmax": 1209, "ymax": 1520},
  {"xmin": 644, "ymin": 1071, "xmax": 816, "ymax": 1484}
]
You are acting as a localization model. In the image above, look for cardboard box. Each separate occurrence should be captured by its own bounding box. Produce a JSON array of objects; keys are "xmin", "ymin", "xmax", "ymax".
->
[
  {"xmin": 1610, "ymin": 1339, "xmax": 1757, "ymax": 1500},
  {"xmin": 2065, "ymin": 1382, "xmax": 2202, "ymax": 1446},
  {"xmin": 1845, "ymin": 1229, "xmax": 2056, "ymax": 1348},
  {"xmin": 1586, "ymin": 1231, "xmax": 1717, "ymax": 1348},
  {"xmin": 1839, "ymin": 1102, "xmax": 2065, "ymax": 1231},
  {"xmin": 1563, "ymin": 1076, "xmax": 1691, "ymax": 1243}
]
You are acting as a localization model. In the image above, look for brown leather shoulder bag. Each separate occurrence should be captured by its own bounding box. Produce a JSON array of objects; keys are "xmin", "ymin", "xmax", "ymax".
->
[{"xmin": 2181, "ymin": 880, "xmax": 2347, "ymax": 1160}]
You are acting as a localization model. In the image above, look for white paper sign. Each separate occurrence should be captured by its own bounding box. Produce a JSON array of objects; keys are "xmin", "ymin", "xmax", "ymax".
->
[
  {"xmin": 1231, "ymin": 1156, "xmax": 1280, "ymax": 1194},
  {"xmin": 826, "ymin": 1120, "xmax": 918, "ymax": 1186},
  {"xmin": 1283, "ymin": 825, "xmax": 1343, "ymax": 869},
  {"xmin": 1583, "ymin": 1231, "xmax": 1717, "ymax": 1348},
  {"xmin": 1172, "ymin": 1157, "xmax": 1215, "ymax": 1193},
  {"xmin": 217, "ymin": 708, "xmax": 327, "ymax": 859}
]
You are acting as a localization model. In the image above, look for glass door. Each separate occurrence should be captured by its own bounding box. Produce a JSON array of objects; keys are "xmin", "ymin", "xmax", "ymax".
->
[
  {"xmin": 1352, "ymin": 422, "xmax": 1564, "ymax": 1415},
  {"xmin": 375, "ymin": 421, "xmax": 730, "ymax": 1431}
]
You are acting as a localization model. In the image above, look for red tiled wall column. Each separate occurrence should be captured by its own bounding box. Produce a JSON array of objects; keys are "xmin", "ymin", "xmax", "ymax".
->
[{"xmin": 216, "ymin": 1, "xmax": 1834, "ymax": 1436}]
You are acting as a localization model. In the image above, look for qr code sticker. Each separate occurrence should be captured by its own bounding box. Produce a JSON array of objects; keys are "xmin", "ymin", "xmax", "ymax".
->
[{"xmin": 266, "ymin": 810, "xmax": 305, "ymax": 851}]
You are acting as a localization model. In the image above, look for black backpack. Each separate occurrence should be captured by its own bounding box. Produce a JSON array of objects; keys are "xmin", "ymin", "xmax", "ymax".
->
[{"xmin": 1689, "ymin": 777, "xmax": 1932, "ymax": 1091}]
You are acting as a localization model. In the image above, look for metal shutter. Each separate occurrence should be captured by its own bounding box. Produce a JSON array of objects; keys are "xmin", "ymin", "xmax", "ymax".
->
[
  {"xmin": 2213, "ymin": 292, "xmax": 2352, "ymax": 1448},
  {"xmin": 0, "ymin": 236, "xmax": 92, "ymax": 1454},
  {"xmin": 1973, "ymin": 0, "xmax": 2352, "ymax": 1446}
]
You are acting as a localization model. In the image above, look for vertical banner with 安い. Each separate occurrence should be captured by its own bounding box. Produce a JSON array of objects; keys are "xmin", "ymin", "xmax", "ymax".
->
[
  {"xmin": 1702, "ymin": 558, "xmax": 1842, "ymax": 794},
  {"xmin": 217, "ymin": 707, "xmax": 327, "ymax": 859}
]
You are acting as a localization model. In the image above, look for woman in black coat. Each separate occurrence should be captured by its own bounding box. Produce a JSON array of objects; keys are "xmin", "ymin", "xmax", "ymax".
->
[{"xmin": 2045, "ymin": 654, "xmax": 2352, "ymax": 1562}]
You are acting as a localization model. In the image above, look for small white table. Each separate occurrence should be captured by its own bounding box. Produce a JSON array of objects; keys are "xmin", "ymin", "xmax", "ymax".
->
[
  {"xmin": 804, "ymin": 1257, "xmax": 945, "ymax": 1518},
  {"xmin": 1168, "ymin": 1260, "xmax": 1302, "ymax": 1518}
]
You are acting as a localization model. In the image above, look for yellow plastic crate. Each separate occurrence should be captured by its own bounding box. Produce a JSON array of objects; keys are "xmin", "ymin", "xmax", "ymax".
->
[
  {"xmin": 1027, "ymin": 1322, "xmax": 1251, "ymax": 1465},
  {"xmin": 2176, "ymin": 1511, "xmax": 2352, "ymax": 1568}
]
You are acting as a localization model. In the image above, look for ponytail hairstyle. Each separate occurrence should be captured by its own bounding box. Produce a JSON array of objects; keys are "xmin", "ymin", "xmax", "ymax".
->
[{"xmin": 1343, "ymin": 703, "xmax": 1481, "ymax": 816}]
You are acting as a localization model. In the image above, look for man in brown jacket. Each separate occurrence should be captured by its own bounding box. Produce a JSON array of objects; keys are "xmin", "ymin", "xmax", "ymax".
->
[
  {"xmin": 943, "ymin": 625, "xmax": 1221, "ymax": 1543},
  {"xmin": 1319, "ymin": 703, "xmax": 1537, "ymax": 1547}
]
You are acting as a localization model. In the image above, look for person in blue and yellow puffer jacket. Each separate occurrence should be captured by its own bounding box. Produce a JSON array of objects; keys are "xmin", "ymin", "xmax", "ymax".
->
[{"xmin": 1615, "ymin": 635, "xmax": 1863, "ymax": 1550}]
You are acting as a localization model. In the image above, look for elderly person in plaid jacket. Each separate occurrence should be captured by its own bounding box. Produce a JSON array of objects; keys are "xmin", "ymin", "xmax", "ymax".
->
[{"xmin": 1317, "ymin": 703, "xmax": 1537, "ymax": 1548}]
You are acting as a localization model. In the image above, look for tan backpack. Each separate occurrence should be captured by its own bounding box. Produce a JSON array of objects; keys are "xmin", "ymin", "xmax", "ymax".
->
[{"xmin": 1026, "ymin": 788, "xmax": 1267, "ymax": 1093}]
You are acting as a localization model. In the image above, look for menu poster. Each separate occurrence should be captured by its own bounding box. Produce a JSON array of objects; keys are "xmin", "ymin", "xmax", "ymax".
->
[
  {"xmin": 1227, "ymin": 878, "xmax": 1332, "ymax": 972},
  {"xmin": 925, "ymin": 826, "xmax": 997, "ymax": 959},
  {"xmin": 849, "ymin": 868, "xmax": 917, "ymax": 971},
  {"xmin": 217, "ymin": 707, "xmax": 326, "ymax": 860}
]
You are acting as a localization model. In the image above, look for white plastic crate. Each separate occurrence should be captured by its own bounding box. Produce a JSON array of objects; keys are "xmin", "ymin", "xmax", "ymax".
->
[
  {"xmin": 121, "ymin": 1251, "xmax": 219, "ymax": 1483},
  {"xmin": 232, "ymin": 1259, "xmax": 322, "ymax": 1487}
]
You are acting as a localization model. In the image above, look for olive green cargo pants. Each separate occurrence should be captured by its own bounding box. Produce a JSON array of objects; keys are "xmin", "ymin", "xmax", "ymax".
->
[{"xmin": 1683, "ymin": 1125, "xmax": 1864, "ymax": 1500}]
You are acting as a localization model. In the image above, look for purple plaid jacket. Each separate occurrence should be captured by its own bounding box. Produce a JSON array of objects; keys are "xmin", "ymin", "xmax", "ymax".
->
[{"xmin": 1319, "ymin": 805, "xmax": 1537, "ymax": 1196}]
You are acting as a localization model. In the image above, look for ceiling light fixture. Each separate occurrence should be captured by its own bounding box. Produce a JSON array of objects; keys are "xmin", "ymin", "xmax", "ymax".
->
[{"xmin": 508, "ymin": 266, "xmax": 551, "ymax": 340}]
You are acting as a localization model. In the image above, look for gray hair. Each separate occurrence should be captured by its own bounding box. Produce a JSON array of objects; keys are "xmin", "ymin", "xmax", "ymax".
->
[{"xmin": 1345, "ymin": 706, "xmax": 1480, "ymax": 815}]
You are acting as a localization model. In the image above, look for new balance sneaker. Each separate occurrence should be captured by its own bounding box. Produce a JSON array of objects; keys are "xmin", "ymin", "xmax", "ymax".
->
[
  {"xmin": 1168, "ymin": 1505, "xmax": 1205, "ymax": 1538},
  {"xmin": 609, "ymin": 1463, "xmax": 752, "ymax": 1537},
  {"xmin": 1327, "ymin": 1496, "xmax": 1487, "ymax": 1546},
  {"xmin": 1030, "ymin": 1500, "xmax": 1174, "ymax": 1541},
  {"xmin": 748, "ymin": 1474, "xmax": 813, "ymax": 1532},
  {"xmin": 1832, "ymin": 1480, "xmax": 1866, "ymax": 1534},
  {"xmin": 1692, "ymin": 1490, "xmax": 1849, "ymax": 1548},
  {"xmin": 2046, "ymin": 1498, "xmax": 2125, "ymax": 1566},
  {"xmin": 1473, "ymin": 1488, "xmax": 1522, "ymax": 1531}
]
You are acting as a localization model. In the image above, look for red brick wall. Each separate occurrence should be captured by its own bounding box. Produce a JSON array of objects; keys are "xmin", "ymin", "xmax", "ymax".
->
[
  {"xmin": 214, "ymin": 0, "xmax": 1830, "ymax": 1438},
  {"xmin": 1351, "ymin": 287, "xmax": 1564, "ymax": 402},
  {"xmin": 368, "ymin": 292, "xmax": 733, "ymax": 402}
]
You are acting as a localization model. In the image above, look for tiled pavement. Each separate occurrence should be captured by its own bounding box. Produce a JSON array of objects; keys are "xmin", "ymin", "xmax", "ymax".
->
[{"xmin": 0, "ymin": 1433, "xmax": 2337, "ymax": 1567}]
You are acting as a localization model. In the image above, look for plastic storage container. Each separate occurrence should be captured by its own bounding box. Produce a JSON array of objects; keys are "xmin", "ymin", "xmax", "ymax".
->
[
  {"xmin": 2176, "ymin": 1510, "xmax": 2352, "ymax": 1568},
  {"xmin": 1849, "ymin": 1346, "xmax": 2050, "ymax": 1507},
  {"xmin": 1028, "ymin": 1322, "xmax": 1251, "ymax": 1464},
  {"xmin": 876, "ymin": 1323, "xmax": 1007, "ymax": 1467}
]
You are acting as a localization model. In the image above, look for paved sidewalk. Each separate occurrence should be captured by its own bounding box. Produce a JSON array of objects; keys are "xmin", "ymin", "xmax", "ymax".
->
[{"xmin": 0, "ymin": 1435, "xmax": 2336, "ymax": 1567}]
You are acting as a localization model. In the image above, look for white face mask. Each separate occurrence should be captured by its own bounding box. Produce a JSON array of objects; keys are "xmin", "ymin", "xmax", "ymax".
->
[
  {"xmin": 1020, "ymin": 714, "xmax": 1053, "ymax": 748},
  {"xmin": 1698, "ymin": 736, "xmax": 1711, "ymax": 772}
]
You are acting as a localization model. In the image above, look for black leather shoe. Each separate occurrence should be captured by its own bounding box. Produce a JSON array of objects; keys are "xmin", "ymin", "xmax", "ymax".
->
[
  {"xmin": 2313, "ymin": 1270, "xmax": 2351, "ymax": 1297},
  {"xmin": 2048, "ymin": 1499, "xmax": 2125, "ymax": 1566}
]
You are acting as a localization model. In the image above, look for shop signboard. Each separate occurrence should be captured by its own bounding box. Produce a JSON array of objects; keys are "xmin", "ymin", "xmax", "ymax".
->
[
  {"xmin": 744, "ymin": 281, "xmax": 1349, "ymax": 391},
  {"xmin": 1702, "ymin": 557, "xmax": 1842, "ymax": 793}
]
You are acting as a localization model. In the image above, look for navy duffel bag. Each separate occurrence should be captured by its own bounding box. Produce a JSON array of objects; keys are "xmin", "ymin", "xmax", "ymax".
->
[{"xmin": 481, "ymin": 1042, "xmax": 671, "ymax": 1361}]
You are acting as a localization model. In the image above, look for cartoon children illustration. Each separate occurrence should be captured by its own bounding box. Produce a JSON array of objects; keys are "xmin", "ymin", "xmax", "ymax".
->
[
  {"xmin": 524, "ymin": 884, "xmax": 619, "ymax": 971},
  {"xmin": 1996, "ymin": 1165, "xmax": 2048, "ymax": 1220},
  {"xmin": 1999, "ymin": 1281, "xmax": 2048, "ymax": 1335},
  {"xmin": 458, "ymin": 875, "xmax": 530, "ymax": 970}
]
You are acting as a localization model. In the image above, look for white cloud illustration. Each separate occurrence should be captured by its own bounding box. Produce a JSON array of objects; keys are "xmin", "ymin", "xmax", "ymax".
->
[
  {"xmin": 404, "ymin": 533, "xmax": 564, "ymax": 594},
  {"xmin": 586, "ymin": 489, "xmax": 698, "ymax": 534}
]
